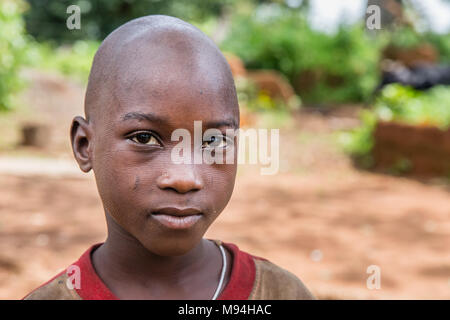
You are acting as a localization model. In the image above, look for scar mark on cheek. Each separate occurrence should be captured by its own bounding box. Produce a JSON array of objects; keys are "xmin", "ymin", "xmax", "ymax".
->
[{"xmin": 133, "ymin": 176, "xmax": 140, "ymax": 191}]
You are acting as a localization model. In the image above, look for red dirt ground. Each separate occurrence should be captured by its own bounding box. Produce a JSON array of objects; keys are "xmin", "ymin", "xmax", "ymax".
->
[{"xmin": 0, "ymin": 71, "xmax": 449, "ymax": 299}]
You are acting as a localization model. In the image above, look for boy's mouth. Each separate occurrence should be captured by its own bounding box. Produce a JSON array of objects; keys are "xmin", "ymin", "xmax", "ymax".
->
[{"xmin": 150, "ymin": 207, "xmax": 203, "ymax": 230}]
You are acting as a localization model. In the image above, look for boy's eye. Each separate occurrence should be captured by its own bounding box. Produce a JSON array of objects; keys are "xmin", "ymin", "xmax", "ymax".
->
[
  {"xmin": 202, "ymin": 135, "xmax": 229, "ymax": 149},
  {"xmin": 130, "ymin": 132, "xmax": 161, "ymax": 146}
]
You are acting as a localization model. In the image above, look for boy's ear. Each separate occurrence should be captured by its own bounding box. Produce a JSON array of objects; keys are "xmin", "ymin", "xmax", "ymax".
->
[{"xmin": 70, "ymin": 116, "xmax": 93, "ymax": 173}]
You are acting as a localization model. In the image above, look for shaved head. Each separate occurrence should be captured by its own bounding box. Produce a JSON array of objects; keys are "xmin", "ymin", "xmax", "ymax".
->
[{"xmin": 84, "ymin": 15, "xmax": 238, "ymax": 124}]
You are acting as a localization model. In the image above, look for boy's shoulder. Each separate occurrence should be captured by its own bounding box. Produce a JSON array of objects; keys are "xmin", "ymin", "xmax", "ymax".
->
[
  {"xmin": 249, "ymin": 254, "xmax": 315, "ymax": 300},
  {"xmin": 22, "ymin": 270, "xmax": 82, "ymax": 300},
  {"xmin": 218, "ymin": 240, "xmax": 315, "ymax": 300},
  {"xmin": 23, "ymin": 243, "xmax": 109, "ymax": 300},
  {"xmin": 23, "ymin": 240, "xmax": 315, "ymax": 300}
]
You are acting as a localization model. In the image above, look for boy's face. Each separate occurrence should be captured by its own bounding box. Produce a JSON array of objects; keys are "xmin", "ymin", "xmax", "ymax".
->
[{"xmin": 74, "ymin": 42, "xmax": 239, "ymax": 256}]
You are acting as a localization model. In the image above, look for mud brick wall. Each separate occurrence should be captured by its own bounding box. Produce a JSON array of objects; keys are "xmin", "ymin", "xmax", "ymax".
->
[{"xmin": 373, "ymin": 121, "xmax": 450, "ymax": 176}]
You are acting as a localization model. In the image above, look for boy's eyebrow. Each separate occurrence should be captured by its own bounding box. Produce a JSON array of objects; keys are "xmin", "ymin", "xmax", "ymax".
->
[
  {"xmin": 121, "ymin": 111, "xmax": 168, "ymax": 123},
  {"xmin": 121, "ymin": 112, "xmax": 238, "ymax": 129},
  {"xmin": 205, "ymin": 119, "xmax": 239, "ymax": 129}
]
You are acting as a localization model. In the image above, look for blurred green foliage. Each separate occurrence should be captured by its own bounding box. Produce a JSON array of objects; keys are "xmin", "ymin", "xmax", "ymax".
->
[
  {"xmin": 337, "ymin": 110, "xmax": 376, "ymax": 168},
  {"xmin": 374, "ymin": 84, "xmax": 450, "ymax": 129},
  {"xmin": 221, "ymin": 8, "xmax": 384, "ymax": 104},
  {"xmin": 426, "ymin": 33, "xmax": 450, "ymax": 63},
  {"xmin": 388, "ymin": 26, "xmax": 423, "ymax": 48},
  {"xmin": 235, "ymin": 76, "xmax": 301, "ymax": 112},
  {"xmin": 2, "ymin": 0, "xmax": 448, "ymax": 112},
  {"xmin": 339, "ymin": 84, "xmax": 450, "ymax": 166},
  {"xmin": 26, "ymin": 40, "xmax": 99, "ymax": 83},
  {"xmin": 388, "ymin": 26, "xmax": 450, "ymax": 62},
  {"xmin": 0, "ymin": 0, "xmax": 28, "ymax": 111},
  {"xmin": 24, "ymin": 0, "xmax": 242, "ymax": 43}
]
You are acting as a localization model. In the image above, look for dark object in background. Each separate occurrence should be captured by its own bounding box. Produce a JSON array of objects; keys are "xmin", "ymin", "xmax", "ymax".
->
[
  {"xmin": 378, "ymin": 61, "xmax": 450, "ymax": 91},
  {"xmin": 20, "ymin": 123, "xmax": 49, "ymax": 148},
  {"xmin": 382, "ymin": 43, "xmax": 438, "ymax": 68},
  {"xmin": 373, "ymin": 121, "xmax": 450, "ymax": 176}
]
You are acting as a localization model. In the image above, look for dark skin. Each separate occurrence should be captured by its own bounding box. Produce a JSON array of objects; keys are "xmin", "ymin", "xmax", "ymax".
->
[{"xmin": 70, "ymin": 16, "xmax": 239, "ymax": 299}]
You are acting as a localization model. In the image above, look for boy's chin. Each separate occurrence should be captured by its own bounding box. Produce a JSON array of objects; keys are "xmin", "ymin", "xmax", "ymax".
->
[{"xmin": 138, "ymin": 234, "xmax": 205, "ymax": 257}]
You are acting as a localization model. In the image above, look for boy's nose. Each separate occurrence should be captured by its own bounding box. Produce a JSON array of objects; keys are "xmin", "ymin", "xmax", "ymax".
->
[{"xmin": 156, "ymin": 165, "xmax": 204, "ymax": 194}]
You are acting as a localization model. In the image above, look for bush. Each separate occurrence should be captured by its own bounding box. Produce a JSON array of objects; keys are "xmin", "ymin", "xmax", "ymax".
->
[
  {"xmin": 24, "ymin": 0, "xmax": 235, "ymax": 43},
  {"xmin": 374, "ymin": 84, "xmax": 450, "ymax": 129},
  {"xmin": 387, "ymin": 26, "xmax": 450, "ymax": 63},
  {"xmin": 388, "ymin": 26, "xmax": 423, "ymax": 49},
  {"xmin": 221, "ymin": 9, "xmax": 382, "ymax": 104},
  {"xmin": 337, "ymin": 110, "xmax": 376, "ymax": 168},
  {"xmin": 0, "ymin": 0, "xmax": 28, "ymax": 111},
  {"xmin": 426, "ymin": 32, "xmax": 450, "ymax": 63},
  {"xmin": 338, "ymin": 84, "xmax": 450, "ymax": 166},
  {"xmin": 234, "ymin": 76, "xmax": 301, "ymax": 112},
  {"xmin": 27, "ymin": 40, "xmax": 99, "ymax": 83}
]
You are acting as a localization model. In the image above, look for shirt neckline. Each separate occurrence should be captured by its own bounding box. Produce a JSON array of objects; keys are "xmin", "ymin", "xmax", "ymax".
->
[{"xmin": 72, "ymin": 240, "xmax": 256, "ymax": 300}]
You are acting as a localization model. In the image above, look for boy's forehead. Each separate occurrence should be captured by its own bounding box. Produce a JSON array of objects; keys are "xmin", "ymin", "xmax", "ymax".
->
[{"xmin": 111, "ymin": 55, "xmax": 237, "ymax": 125}]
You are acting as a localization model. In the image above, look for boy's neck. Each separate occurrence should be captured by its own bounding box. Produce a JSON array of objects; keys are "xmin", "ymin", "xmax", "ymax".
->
[{"xmin": 91, "ymin": 213, "xmax": 226, "ymax": 299}]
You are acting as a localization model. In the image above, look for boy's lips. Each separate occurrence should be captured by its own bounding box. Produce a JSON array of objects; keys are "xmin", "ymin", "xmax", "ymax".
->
[{"xmin": 151, "ymin": 207, "xmax": 203, "ymax": 229}]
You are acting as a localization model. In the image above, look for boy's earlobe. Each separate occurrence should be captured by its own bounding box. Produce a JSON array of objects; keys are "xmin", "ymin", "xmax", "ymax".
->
[{"xmin": 70, "ymin": 116, "xmax": 93, "ymax": 173}]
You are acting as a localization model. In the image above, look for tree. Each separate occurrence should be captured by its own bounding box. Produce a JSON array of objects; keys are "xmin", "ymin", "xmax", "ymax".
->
[
  {"xmin": 24, "ymin": 0, "xmax": 238, "ymax": 43},
  {"xmin": 0, "ymin": 0, "xmax": 27, "ymax": 111}
]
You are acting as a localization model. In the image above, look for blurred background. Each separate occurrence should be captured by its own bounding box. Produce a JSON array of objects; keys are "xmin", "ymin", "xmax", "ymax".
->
[{"xmin": 0, "ymin": 0, "xmax": 449, "ymax": 299}]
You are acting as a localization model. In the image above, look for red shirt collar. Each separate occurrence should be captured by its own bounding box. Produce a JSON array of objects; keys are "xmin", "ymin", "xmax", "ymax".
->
[{"xmin": 72, "ymin": 241, "xmax": 256, "ymax": 300}]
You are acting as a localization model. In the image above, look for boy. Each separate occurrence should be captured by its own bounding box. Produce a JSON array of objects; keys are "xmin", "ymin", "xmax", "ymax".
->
[{"xmin": 23, "ymin": 15, "xmax": 314, "ymax": 300}]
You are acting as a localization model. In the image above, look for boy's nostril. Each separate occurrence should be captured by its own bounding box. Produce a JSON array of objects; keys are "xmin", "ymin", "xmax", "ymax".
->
[
  {"xmin": 157, "ymin": 176, "xmax": 203, "ymax": 194},
  {"xmin": 161, "ymin": 184, "xmax": 201, "ymax": 194}
]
